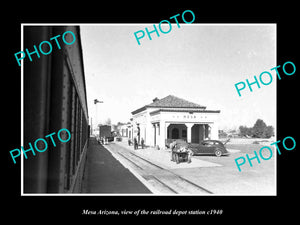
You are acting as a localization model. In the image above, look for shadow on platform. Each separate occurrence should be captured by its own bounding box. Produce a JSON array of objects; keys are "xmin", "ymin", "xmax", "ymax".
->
[{"xmin": 82, "ymin": 137, "xmax": 152, "ymax": 194}]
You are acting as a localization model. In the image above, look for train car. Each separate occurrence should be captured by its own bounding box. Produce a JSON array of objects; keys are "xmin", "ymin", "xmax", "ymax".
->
[
  {"xmin": 23, "ymin": 26, "xmax": 89, "ymax": 193},
  {"xmin": 99, "ymin": 125, "xmax": 111, "ymax": 139},
  {"xmin": 98, "ymin": 125, "xmax": 115, "ymax": 143}
]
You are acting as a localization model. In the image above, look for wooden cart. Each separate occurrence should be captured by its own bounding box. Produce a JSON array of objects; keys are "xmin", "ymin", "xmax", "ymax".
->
[{"xmin": 173, "ymin": 151, "xmax": 190, "ymax": 164}]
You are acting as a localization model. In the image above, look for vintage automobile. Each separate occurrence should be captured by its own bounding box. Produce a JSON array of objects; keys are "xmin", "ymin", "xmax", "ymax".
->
[{"xmin": 188, "ymin": 140, "xmax": 229, "ymax": 157}]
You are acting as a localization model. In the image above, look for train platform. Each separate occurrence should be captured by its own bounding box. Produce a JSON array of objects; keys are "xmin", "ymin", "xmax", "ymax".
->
[
  {"xmin": 114, "ymin": 140, "xmax": 222, "ymax": 170},
  {"xmin": 81, "ymin": 137, "xmax": 152, "ymax": 194},
  {"xmin": 103, "ymin": 139, "xmax": 275, "ymax": 195},
  {"xmin": 103, "ymin": 140, "xmax": 222, "ymax": 194}
]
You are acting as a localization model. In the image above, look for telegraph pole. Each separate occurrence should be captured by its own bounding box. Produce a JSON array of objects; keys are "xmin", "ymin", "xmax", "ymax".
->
[{"xmin": 94, "ymin": 99, "xmax": 104, "ymax": 135}]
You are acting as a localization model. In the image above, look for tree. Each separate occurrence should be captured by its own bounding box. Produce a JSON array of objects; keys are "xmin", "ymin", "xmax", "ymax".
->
[
  {"xmin": 239, "ymin": 126, "xmax": 247, "ymax": 137},
  {"xmin": 104, "ymin": 118, "xmax": 112, "ymax": 125},
  {"xmin": 252, "ymin": 119, "xmax": 267, "ymax": 138},
  {"xmin": 239, "ymin": 119, "xmax": 274, "ymax": 138},
  {"xmin": 264, "ymin": 125, "xmax": 274, "ymax": 138},
  {"xmin": 239, "ymin": 125, "xmax": 253, "ymax": 137}
]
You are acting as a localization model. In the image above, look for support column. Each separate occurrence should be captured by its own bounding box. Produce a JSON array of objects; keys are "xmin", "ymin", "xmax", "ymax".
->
[
  {"xmin": 165, "ymin": 122, "xmax": 170, "ymax": 140},
  {"xmin": 207, "ymin": 124, "xmax": 211, "ymax": 139},
  {"xmin": 159, "ymin": 121, "xmax": 166, "ymax": 150},
  {"xmin": 186, "ymin": 123, "xmax": 193, "ymax": 143},
  {"xmin": 210, "ymin": 122, "xmax": 218, "ymax": 140},
  {"xmin": 153, "ymin": 123, "xmax": 157, "ymax": 147},
  {"xmin": 157, "ymin": 123, "xmax": 160, "ymax": 149}
]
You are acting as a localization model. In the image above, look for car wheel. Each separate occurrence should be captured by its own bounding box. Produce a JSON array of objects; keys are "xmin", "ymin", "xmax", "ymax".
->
[{"xmin": 215, "ymin": 149, "xmax": 222, "ymax": 157}]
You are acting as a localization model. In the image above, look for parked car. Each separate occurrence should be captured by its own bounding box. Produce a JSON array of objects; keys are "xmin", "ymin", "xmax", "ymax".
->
[
  {"xmin": 115, "ymin": 136, "xmax": 122, "ymax": 142},
  {"xmin": 188, "ymin": 140, "xmax": 229, "ymax": 157}
]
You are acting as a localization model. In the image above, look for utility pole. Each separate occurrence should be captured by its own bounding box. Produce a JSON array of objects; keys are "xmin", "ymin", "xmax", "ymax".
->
[{"xmin": 94, "ymin": 99, "xmax": 104, "ymax": 135}]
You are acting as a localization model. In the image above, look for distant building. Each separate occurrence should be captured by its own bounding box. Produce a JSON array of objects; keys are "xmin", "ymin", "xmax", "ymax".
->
[
  {"xmin": 117, "ymin": 122, "xmax": 131, "ymax": 137},
  {"xmin": 129, "ymin": 95, "xmax": 221, "ymax": 149}
]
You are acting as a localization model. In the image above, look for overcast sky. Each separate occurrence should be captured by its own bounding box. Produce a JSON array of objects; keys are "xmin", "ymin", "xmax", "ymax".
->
[{"xmin": 80, "ymin": 24, "xmax": 276, "ymax": 130}]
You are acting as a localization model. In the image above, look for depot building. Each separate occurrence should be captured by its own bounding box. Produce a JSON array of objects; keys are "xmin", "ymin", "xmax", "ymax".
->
[{"xmin": 129, "ymin": 95, "xmax": 221, "ymax": 150}]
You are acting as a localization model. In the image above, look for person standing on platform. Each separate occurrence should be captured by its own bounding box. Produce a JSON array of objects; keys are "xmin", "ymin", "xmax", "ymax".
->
[
  {"xmin": 141, "ymin": 138, "xmax": 144, "ymax": 149},
  {"xmin": 134, "ymin": 137, "xmax": 138, "ymax": 150}
]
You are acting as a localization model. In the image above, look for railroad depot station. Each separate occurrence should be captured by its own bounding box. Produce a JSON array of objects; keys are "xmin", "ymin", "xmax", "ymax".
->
[
  {"xmin": 21, "ymin": 26, "xmax": 276, "ymax": 195},
  {"xmin": 124, "ymin": 95, "xmax": 221, "ymax": 150}
]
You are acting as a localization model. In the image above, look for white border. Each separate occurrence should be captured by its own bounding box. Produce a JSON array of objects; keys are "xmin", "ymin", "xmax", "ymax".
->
[
  {"xmin": 21, "ymin": 24, "xmax": 24, "ymax": 195},
  {"xmin": 21, "ymin": 23, "xmax": 277, "ymax": 196}
]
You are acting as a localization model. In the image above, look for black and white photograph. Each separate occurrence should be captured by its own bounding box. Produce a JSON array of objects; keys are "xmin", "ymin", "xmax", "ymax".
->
[
  {"xmin": 21, "ymin": 24, "xmax": 276, "ymax": 195},
  {"xmin": 4, "ymin": 5, "xmax": 298, "ymax": 221}
]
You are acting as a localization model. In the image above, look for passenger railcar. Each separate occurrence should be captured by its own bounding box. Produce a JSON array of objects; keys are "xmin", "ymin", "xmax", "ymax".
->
[{"xmin": 23, "ymin": 26, "xmax": 89, "ymax": 193}]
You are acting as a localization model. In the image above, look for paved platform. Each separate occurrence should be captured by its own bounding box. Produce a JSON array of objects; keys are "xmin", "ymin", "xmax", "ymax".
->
[
  {"xmin": 227, "ymin": 149, "xmax": 241, "ymax": 153},
  {"xmin": 110, "ymin": 140, "xmax": 276, "ymax": 195},
  {"xmin": 82, "ymin": 138, "xmax": 276, "ymax": 195},
  {"xmin": 82, "ymin": 138, "xmax": 152, "ymax": 194},
  {"xmin": 115, "ymin": 141, "xmax": 222, "ymax": 170}
]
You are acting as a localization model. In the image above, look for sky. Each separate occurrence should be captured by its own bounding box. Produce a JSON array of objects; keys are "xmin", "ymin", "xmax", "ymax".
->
[{"xmin": 80, "ymin": 24, "xmax": 276, "ymax": 131}]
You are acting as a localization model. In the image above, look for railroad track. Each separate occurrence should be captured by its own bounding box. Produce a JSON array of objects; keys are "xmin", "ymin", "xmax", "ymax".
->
[{"xmin": 116, "ymin": 150, "xmax": 212, "ymax": 195}]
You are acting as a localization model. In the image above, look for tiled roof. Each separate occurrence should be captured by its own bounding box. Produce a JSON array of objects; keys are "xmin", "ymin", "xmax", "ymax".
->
[
  {"xmin": 149, "ymin": 108, "xmax": 220, "ymax": 116},
  {"xmin": 132, "ymin": 95, "xmax": 206, "ymax": 115},
  {"xmin": 147, "ymin": 95, "xmax": 206, "ymax": 108}
]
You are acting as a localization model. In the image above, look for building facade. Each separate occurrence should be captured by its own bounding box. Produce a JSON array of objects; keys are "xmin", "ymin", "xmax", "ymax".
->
[{"xmin": 130, "ymin": 95, "xmax": 221, "ymax": 150}]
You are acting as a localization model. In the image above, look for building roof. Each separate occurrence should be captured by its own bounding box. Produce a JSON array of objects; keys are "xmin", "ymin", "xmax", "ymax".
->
[
  {"xmin": 132, "ymin": 95, "xmax": 207, "ymax": 115},
  {"xmin": 149, "ymin": 108, "xmax": 220, "ymax": 116},
  {"xmin": 148, "ymin": 95, "xmax": 206, "ymax": 108}
]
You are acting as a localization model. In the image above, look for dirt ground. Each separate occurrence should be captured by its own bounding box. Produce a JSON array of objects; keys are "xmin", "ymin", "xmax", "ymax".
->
[{"xmin": 187, "ymin": 139, "xmax": 276, "ymax": 195}]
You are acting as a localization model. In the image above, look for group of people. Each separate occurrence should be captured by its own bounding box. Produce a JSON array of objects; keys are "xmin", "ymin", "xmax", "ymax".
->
[
  {"xmin": 96, "ymin": 136, "xmax": 108, "ymax": 145},
  {"xmin": 127, "ymin": 138, "xmax": 193, "ymax": 164},
  {"xmin": 170, "ymin": 140, "xmax": 193, "ymax": 164},
  {"xmin": 128, "ymin": 137, "xmax": 144, "ymax": 150}
]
